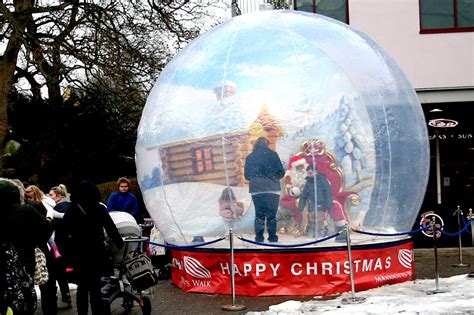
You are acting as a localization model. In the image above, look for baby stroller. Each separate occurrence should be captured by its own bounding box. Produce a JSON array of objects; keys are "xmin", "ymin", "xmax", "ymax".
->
[{"xmin": 101, "ymin": 212, "xmax": 158, "ymax": 315}]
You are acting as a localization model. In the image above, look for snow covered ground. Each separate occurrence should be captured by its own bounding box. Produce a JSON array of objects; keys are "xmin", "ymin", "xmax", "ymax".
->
[
  {"xmin": 34, "ymin": 273, "xmax": 474, "ymax": 314},
  {"xmin": 248, "ymin": 274, "xmax": 474, "ymax": 314}
]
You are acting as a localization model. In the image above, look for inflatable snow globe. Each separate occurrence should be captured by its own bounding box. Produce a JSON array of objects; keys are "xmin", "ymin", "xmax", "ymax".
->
[{"xmin": 135, "ymin": 11, "xmax": 429, "ymax": 248}]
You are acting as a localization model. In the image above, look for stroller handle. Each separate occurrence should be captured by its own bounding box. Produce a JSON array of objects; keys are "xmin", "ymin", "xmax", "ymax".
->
[{"xmin": 123, "ymin": 236, "xmax": 149, "ymax": 243}]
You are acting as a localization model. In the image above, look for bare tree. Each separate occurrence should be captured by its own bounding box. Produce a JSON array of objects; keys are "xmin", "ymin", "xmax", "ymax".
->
[{"xmin": 0, "ymin": 0, "xmax": 229, "ymax": 175}]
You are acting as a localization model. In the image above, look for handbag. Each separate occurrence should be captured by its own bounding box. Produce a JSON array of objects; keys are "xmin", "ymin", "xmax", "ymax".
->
[
  {"xmin": 34, "ymin": 247, "xmax": 49, "ymax": 285},
  {"xmin": 2, "ymin": 242, "xmax": 38, "ymax": 313}
]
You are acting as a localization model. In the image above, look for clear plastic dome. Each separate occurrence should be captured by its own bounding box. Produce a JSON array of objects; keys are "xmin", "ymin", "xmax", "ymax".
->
[{"xmin": 136, "ymin": 11, "xmax": 429, "ymax": 247}]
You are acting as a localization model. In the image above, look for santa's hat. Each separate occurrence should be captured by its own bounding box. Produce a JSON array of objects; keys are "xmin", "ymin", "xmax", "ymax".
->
[{"xmin": 288, "ymin": 155, "xmax": 307, "ymax": 170}]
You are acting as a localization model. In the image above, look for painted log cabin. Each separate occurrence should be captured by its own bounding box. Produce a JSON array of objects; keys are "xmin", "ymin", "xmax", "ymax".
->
[{"xmin": 147, "ymin": 106, "xmax": 284, "ymax": 186}]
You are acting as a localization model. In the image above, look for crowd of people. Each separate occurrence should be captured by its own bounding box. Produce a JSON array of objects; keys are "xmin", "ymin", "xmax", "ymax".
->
[
  {"xmin": 1, "ymin": 137, "xmax": 340, "ymax": 314},
  {"xmin": 0, "ymin": 177, "xmax": 139, "ymax": 315}
]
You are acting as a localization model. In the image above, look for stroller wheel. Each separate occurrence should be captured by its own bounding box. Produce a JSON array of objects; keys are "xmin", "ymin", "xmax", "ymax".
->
[
  {"xmin": 140, "ymin": 296, "xmax": 151, "ymax": 315},
  {"xmin": 121, "ymin": 295, "xmax": 134, "ymax": 310},
  {"xmin": 102, "ymin": 298, "xmax": 111, "ymax": 315}
]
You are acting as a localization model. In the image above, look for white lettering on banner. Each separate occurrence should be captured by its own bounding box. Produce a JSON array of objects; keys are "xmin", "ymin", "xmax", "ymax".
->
[
  {"xmin": 269, "ymin": 263, "xmax": 280, "ymax": 276},
  {"xmin": 292, "ymin": 261, "xmax": 350, "ymax": 276},
  {"xmin": 195, "ymin": 256, "xmax": 396, "ymax": 278},
  {"xmin": 362, "ymin": 259, "xmax": 373, "ymax": 271},
  {"xmin": 179, "ymin": 276, "xmax": 190, "ymax": 287},
  {"xmin": 335, "ymin": 261, "xmax": 341, "ymax": 274},
  {"xmin": 256, "ymin": 263, "xmax": 266, "ymax": 276},
  {"xmin": 360, "ymin": 258, "xmax": 391, "ymax": 271},
  {"xmin": 289, "ymin": 257, "xmax": 391, "ymax": 276},
  {"xmin": 374, "ymin": 259, "xmax": 382, "ymax": 270},
  {"xmin": 353, "ymin": 260, "xmax": 362, "ymax": 271},
  {"xmin": 219, "ymin": 262, "xmax": 280, "ymax": 277},
  {"xmin": 321, "ymin": 262, "xmax": 332, "ymax": 275},
  {"xmin": 307, "ymin": 263, "xmax": 317, "ymax": 275},
  {"xmin": 344, "ymin": 261, "xmax": 350, "ymax": 274},
  {"xmin": 220, "ymin": 263, "xmax": 230, "ymax": 274},
  {"xmin": 385, "ymin": 256, "xmax": 391, "ymax": 268},
  {"xmin": 172, "ymin": 258, "xmax": 183, "ymax": 270},
  {"xmin": 219, "ymin": 263, "xmax": 245, "ymax": 276},
  {"xmin": 191, "ymin": 280, "xmax": 211, "ymax": 287},
  {"xmin": 291, "ymin": 263, "xmax": 302, "ymax": 275},
  {"xmin": 233, "ymin": 264, "xmax": 242, "ymax": 276},
  {"xmin": 374, "ymin": 271, "xmax": 412, "ymax": 283},
  {"xmin": 243, "ymin": 264, "xmax": 252, "ymax": 276}
]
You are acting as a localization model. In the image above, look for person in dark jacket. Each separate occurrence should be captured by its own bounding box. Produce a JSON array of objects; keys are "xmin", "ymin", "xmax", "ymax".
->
[
  {"xmin": 63, "ymin": 181, "xmax": 124, "ymax": 315},
  {"xmin": 244, "ymin": 137, "xmax": 285, "ymax": 242},
  {"xmin": 106, "ymin": 177, "xmax": 139, "ymax": 220},
  {"xmin": 0, "ymin": 179, "xmax": 53, "ymax": 315},
  {"xmin": 298, "ymin": 165, "xmax": 334, "ymax": 237}
]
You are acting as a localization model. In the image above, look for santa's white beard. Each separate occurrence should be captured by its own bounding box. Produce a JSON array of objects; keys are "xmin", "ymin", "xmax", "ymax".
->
[{"xmin": 289, "ymin": 169, "xmax": 307, "ymax": 195}]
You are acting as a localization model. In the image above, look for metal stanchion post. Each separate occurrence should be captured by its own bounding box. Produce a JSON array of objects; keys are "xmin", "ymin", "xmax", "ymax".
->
[
  {"xmin": 341, "ymin": 224, "xmax": 365, "ymax": 305},
  {"xmin": 469, "ymin": 208, "xmax": 473, "ymax": 247},
  {"xmin": 427, "ymin": 216, "xmax": 446, "ymax": 294},
  {"xmin": 452, "ymin": 206, "xmax": 469, "ymax": 267},
  {"xmin": 468, "ymin": 209, "xmax": 474, "ymax": 279},
  {"xmin": 222, "ymin": 229, "xmax": 246, "ymax": 311}
]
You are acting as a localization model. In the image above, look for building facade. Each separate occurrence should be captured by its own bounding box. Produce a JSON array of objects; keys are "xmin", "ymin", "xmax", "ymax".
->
[{"xmin": 232, "ymin": 0, "xmax": 474, "ymax": 245}]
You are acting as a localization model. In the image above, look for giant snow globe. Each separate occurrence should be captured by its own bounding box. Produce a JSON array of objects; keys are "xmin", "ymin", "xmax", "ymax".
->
[{"xmin": 135, "ymin": 11, "xmax": 429, "ymax": 248}]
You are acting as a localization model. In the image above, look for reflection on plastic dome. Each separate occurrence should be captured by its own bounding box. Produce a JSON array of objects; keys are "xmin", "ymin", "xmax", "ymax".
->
[{"xmin": 135, "ymin": 11, "xmax": 429, "ymax": 247}]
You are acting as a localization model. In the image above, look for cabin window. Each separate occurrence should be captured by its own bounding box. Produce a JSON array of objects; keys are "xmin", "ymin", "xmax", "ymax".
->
[{"xmin": 193, "ymin": 147, "xmax": 215, "ymax": 174}]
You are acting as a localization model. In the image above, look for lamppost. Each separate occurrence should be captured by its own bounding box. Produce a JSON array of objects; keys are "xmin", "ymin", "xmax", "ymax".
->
[{"xmin": 427, "ymin": 114, "xmax": 458, "ymax": 207}]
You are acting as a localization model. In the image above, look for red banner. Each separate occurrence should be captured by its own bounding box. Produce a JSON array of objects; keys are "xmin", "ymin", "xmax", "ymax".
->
[{"xmin": 171, "ymin": 240, "xmax": 414, "ymax": 296}]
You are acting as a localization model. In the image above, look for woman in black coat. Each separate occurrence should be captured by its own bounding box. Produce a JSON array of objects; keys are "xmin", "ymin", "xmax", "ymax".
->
[
  {"xmin": 63, "ymin": 181, "xmax": 124, "ymax": 315},
  {"xmin": 244, "ymin": 137, "xmax": 285, "ymax": 243},
  {"xmin": 0, "ymin": 179, "xmax": 53, "ymax": 315}
]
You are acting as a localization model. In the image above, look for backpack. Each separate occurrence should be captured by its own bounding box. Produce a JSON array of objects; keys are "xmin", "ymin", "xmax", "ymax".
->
[
  {"xmin": 124, "ymin": 253, "xmax": 158, "ymax": 292},
  {"xmin": 1, "ymin": 243, "xmax": 37, "ymax": 314}
]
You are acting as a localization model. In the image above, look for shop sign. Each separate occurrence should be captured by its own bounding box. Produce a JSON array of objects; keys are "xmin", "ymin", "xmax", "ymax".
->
[
  {"xmin": 429, "ymin": 133, "xmax": 472, "ymax": 140},
  {"xmin": 428, "ymin": 119, "xmax": 458, "ymax": 128}
]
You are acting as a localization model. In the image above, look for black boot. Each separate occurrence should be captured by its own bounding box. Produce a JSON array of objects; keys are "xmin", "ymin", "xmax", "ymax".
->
[{"xmin": 58, "ymin": 292, "xmax": 72, "ymax": 310}]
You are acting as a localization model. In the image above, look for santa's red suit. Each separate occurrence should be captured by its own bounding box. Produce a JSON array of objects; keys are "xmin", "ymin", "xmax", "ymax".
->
[{"xmin": 280, "ymin": 156, "xmax": 308, "ymax": 226}]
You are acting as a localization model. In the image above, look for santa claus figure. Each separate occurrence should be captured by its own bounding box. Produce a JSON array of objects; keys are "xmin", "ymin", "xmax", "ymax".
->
[
  {"xmin": 280, "ymin": 156, "xmax": 308, "ymax": 234},
  {"xmin": 286, "ymin": 157, "xmax": 308, "ymax": 197}
]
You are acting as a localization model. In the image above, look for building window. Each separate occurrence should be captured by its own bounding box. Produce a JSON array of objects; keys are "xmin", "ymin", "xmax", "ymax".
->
[
  {"xmin": 193, "ymin": 147, "xmax": 214, "ymax": 174},
  {"xmin": 420, "ymin": 0, "xmax": 474, "ymax": 34},
  {"xmin": 294, "ymin": 0, "xmax": 349, "ymax": 24}
]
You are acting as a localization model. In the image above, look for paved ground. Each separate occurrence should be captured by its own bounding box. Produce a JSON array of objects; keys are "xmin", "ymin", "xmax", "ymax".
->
[{"xmin": 50, "ymin": 247, "xmax": 474, "ymax": 315}]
